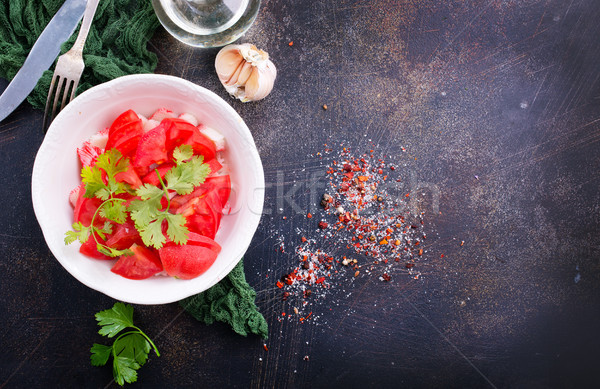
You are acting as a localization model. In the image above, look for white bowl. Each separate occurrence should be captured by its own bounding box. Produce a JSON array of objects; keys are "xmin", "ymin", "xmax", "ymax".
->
[{"xmin": 32, "ymin": 74, "xmax": 264, "ymax": 304}]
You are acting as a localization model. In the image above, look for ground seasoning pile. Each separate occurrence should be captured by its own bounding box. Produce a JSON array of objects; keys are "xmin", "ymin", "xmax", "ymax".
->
[{"xmin": 274, "ymin": 146, "xmax": 428, "ymax": 321}]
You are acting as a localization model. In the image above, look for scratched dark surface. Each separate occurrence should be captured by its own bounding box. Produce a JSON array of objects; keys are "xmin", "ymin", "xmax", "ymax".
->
[{"xmin": 1, "ymin": 0, "xmax": 599, "ymax": 387}]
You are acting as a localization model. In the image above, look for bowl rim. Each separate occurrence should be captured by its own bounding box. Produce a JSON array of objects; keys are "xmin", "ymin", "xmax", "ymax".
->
[{"xmin": 31, "ymin": 73, "xmax": 265, "ymax": 304}]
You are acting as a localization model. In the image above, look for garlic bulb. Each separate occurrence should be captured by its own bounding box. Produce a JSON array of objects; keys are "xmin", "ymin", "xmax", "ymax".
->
[{"xmin": 215, "ymin": 43, "xmax": 277, "ymax": 102}]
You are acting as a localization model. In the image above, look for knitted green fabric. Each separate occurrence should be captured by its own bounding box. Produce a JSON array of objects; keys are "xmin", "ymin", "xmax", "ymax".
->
[
  {"xmin": 0, "ymin": 0, "xmax": 160, "ymax": 109},
  {"xmin": 0, "ymin": 0, "xmax": 268, "ymax": 338},
  {"xmin": 181, "ymin": 260, "xmax": 268, "ymax": 339}
]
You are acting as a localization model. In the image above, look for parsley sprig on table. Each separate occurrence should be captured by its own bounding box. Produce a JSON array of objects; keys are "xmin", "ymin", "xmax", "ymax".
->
[
  {"xmin": 64, "ymin": 145, "xmax": 211, "ymax": 254},
  {"xmin": 90, "ymin": 302, "xmax": 159, "ymax": 386}
]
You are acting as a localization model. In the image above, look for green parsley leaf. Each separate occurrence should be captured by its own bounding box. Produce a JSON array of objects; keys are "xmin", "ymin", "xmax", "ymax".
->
[
  {"xmin": 90, "ymin": 343, "xmax": 112, "ymax": 366},
  {"xmin": 173, "ymin": 144, "xmax": 194, "ymax": 165},
  {"xmin": 164, "ymin": 213, "xmax": 189, "ymax": 245},
  {"xmin": 64, "ymin": 222, "xmax": 91, "ymax": 245},
  {"xmin": 96, "ymin": 149, "xmax": 130, "ymax": 183},
  {"xmin": 97, "ymin": 245, "xmax": 133, "ymax": 258},
  {"xmin": 96, "ymin": 302, "xmax": 135, "ymax": 338},
  {"xmin": 91, "ymin": 303, "xmax": 160, "ymax": 386},
  {"xmin": 81, "ymin": 165, "xmax": 106, "ymax": 199},
  {"xmin": 81, "ymin": 149, "xmax": 130, "ymax": 200},
  {"xmin": 165, "ymin": 155, "xmax": 209, "ymax": 195},
  {"xmin": 114, "ymin": 332, "xmax": 151, "ymax": 367},
  {"xmin": 137, "ymin": 218, "xmax": 167, "ymax": 249},
  {"xmin": 99, "ymin": 201, "xmax": 128, "ymax": 224},
  {"xmin": 113, "ymin": 356, "xmax": 140, "ymax": 386}
]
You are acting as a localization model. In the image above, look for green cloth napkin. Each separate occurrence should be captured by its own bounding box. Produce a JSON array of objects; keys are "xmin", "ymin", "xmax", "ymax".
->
[{"xmin": 0, "ymin": 0, "xmax": 267, "ymax": 339}]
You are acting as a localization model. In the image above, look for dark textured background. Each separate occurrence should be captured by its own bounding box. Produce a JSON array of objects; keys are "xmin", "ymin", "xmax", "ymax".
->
[{"xmin": 1, "ymin": 0, "xmax": 599, "ymax": 387}]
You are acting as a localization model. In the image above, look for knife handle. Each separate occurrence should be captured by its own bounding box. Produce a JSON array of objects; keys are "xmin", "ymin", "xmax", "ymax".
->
[{"xmin": 72, "ymin": 0, "xmax": 101, "ymax": 54}]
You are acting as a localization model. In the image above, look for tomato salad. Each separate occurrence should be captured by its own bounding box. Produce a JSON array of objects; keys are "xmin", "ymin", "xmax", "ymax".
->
[{"xmin": 65, "ymin": 109, "xmax": 231, "ymax": 280}]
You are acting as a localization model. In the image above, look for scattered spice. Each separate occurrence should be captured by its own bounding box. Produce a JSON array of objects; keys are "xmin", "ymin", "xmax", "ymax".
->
[
  {"xmin": 272, "ymin": 145, "xmax": 429, "ymax": 320},
  {"xmin": 289, "ymin": 41, "xmax": 294, "ymax": 46}
]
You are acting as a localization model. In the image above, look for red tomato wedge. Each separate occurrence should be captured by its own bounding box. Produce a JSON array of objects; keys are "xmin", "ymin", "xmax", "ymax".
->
[
  {"xmin": 109, "ymin": 109, "xmax": 139, "ymax": 131},
  {"xmin": 80, "ymin": 233, "xmax": 112, "ymax": 260},
  {"xmin": 158, "ymin": 234, "xmax": 221, "ymax": 279},
  {"xmin": 105, "ymin": 219, "xmax": 142, "ymax": 250},
  {"xmin": 106, "ymin": 110, "xmax": 144, "ymax": 157},
  {"xmin": 163, "ymin": 118, "xmax": 217, "ymax": 161},
  {"xmin": 111, "ymin": 244, "xmax": 163, "ymax": 280},
  {"xmin": 134, "ymin": 123, "xmax": 168, "ymax": 168},
  {"xmin": 205, "ymin": 158, "xmax": 223, "ymax": 176},
  {"xmin": 73, "ymin": 185, "xmax": 103, "ymax": 226},
  {"xmin": 175, "ymin": 191, "xmax": 222, "ymax": 239},
  {"xmin": 115, "ymin": 164, "xmax": 142, "ymax": 189},
  {"xmin": 170, "ymin": 175, "xmax": 231, "ymax": 211},
  {"xmin": 142, "ymin": 162, "xmax": 175, "ymax": 186}
]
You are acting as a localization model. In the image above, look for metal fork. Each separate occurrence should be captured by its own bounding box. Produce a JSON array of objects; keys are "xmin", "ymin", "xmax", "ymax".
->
[{"xmin": 42, "ymin": 0, "xmax": 100, "ymax": 132}]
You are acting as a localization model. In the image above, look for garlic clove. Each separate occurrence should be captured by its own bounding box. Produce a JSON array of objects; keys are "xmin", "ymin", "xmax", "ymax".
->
[
  {"xmin": 215, "ymin": 43, "xmax": 277, "ymax": 102},
  {"xmin": 236, "ymin": 61, "xmax": 254, "ymax": 86},
  {"xmin": 215, "ymin": 49, "xmax": 245, "ymax": 82}
]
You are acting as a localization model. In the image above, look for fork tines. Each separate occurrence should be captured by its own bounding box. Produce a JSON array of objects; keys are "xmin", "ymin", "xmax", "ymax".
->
[{"xmin": 42, "ymin": 72, "xmax": 80, "ymax": 132}]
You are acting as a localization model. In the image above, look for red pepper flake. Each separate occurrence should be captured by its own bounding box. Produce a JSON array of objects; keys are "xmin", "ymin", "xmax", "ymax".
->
[
  {"xmin": 288, "ymin": 41, "xmax": 294, "ymax": 46},
  {"xmin": 381, "ymin": 273, "xmax": 391, "ymax": 282},
  {"xmin": 263, "ymin": 344, "xmax": 269, "ymax": 351},
  {"xmin": 316, "ymin": 277, "xmax": 325, "ymax": 284},
  {"xmin": 318, "ymin": 221, "xmax": 329, "ymax": 229},
  {"xmin": 301, "ymin": 236, "xmax": 307, "ymax": 243},
  {"xmin": 276, "ymin": 281, "xmax": 284, "ymax": 288},
  {"xmin": 441, "ymin": 254, "xmax": 445, "ymax": 258},
  {"xmin": 307, "ymin": 213, "xmax": 313, "ymax": 218}
]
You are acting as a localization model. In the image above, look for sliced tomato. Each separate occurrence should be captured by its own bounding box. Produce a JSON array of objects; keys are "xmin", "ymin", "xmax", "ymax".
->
[
  {"xmin": 176, "ymin": 192, "xmax": 222, "ymax": 239},
  {"xmin": 105, "ymin": 219, "xmax": 142, "ymax": 250},
  {"xmin": 169, "ymin": 175, "xmax": 231, "ymax": 211},
  {"xmin": 74, "ymin": 187, "xmax": 103, "ymax": 226},
  {"xmin": 111, "ymin": 244, "xmax": 163, "ymax": 280},
  {"xmin": 106, "ymin": 120, "xmax": 144, "ymax": 157},
  {"xmin": 163, "ymin": 118, "xmax": 195, "ymax": 150},
  {"xmin": 189, "ymin": 127, "xmax": 217, "ymax": 161},
  {"xmin": 80, "ymin": 233, "xmax": 112, "ymax": 260},
  {"xmin": 203, "ymin": 175, "xmax": 231, "ymax": 208},
  {"xmin": 185, "ymin": 232, "xmax": 222, "ymax": 252},
  {"xmin": 115, "ymin": 163, "xmax": 142, "ymax": 189},
  {"xmin": 142, "ymin": 162, "xmax": 175, "ymax": 186},
  {"xmin": 158, "ymin": 237, "xmax": 220, "ymax": 279},
  {"xmin": 109, "ymin": 109, "xmax": 139, "ymax": 132},
  {"xmin": 134, "ymin": 123, "xmax": 168, "ymax": 168},
  {"xmin": 163, "ymin": 118, "xmax": 216, "ymax": 160},
  {"xmin": 205, "ymin": 158, "xmax": 223, "ymax": 176}
]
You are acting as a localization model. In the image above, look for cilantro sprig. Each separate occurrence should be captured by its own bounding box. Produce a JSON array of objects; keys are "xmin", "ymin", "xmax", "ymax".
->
[
  {"xmin": 129, "ymin": 145, "xmax": 210, "ymax": 249},
  {"xmin": 64, "ymin": 149, "xmax": 133, "ymax": 257},
  {"xmin": 65, "ymin": 145, "xmax": 211, "ymax": 253},
  {"xmin": 91, "ymin": 302, "xmax": 159, "ymax": 386}
]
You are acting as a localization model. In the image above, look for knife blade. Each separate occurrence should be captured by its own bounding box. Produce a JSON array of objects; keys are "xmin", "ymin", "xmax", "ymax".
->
[{"xmin": 0, "ymin": 0, "xmax": 87, "ymax": 123}]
